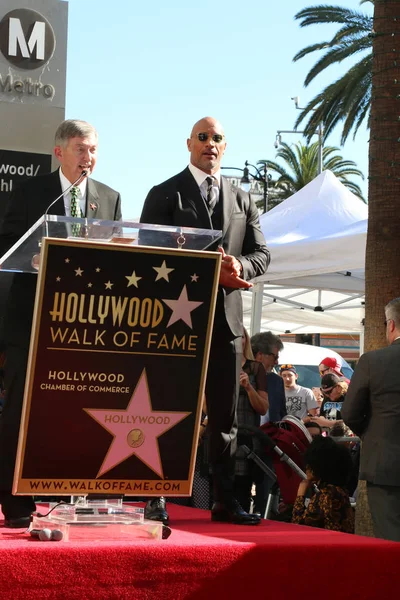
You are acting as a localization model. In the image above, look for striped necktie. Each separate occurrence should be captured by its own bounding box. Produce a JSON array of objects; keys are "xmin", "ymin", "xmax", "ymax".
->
[{"xmin": 205, "ymin": 176, "xmax": 218, "ymax": 214}]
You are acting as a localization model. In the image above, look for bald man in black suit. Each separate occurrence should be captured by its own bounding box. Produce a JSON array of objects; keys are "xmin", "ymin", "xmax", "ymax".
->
[{"xmin": 140, "ymin": 116, "xmax": 270, "ymax": 525}]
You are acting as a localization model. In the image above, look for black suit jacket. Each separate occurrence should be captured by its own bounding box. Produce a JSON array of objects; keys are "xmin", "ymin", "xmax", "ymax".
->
[
  {"xmin": 342, "ymin": 339, "xmax": 400, "ymax": 485},
  {"xmin": 140, "ymin": 167, "xmax": 270, "ymax": 337},
  {"xmin": 0, "ymin": 170, "xmax": 122, "ymax": 347}
]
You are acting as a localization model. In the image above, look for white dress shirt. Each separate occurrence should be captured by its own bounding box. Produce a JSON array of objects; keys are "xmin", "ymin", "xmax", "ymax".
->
[
  {"xmin": 59, "ymin": 168, "xmax": 88, "ymax": 216},
  {"xmin": 188, "ymin": 163, "xmax": 221, "ymax": 203}
]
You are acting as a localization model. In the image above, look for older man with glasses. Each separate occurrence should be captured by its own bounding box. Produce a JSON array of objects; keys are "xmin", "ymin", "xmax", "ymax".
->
[
  {"xmin": 342, "ymin": 297, "xmax": 400, "ymax": 542},
  {"xmin": 140, "ymin": 116, "xmax": 270, "ymax": 526}
]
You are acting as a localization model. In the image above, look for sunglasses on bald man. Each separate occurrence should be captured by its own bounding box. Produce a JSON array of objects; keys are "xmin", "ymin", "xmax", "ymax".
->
[{"xmin": 196, "ymin": 133, "xmax": 225, "ymax": 143}]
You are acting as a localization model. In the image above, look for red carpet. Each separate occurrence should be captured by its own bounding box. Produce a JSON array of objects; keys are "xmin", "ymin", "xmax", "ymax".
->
[{"xmin": 1, "ymin": 503, "xmax": 399, "ymax": 599}]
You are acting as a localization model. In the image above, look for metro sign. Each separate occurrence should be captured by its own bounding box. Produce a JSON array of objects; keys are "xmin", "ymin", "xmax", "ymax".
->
[{"xmin": 0, "ymin": 8, "xmax": 55, "ymax": 70}]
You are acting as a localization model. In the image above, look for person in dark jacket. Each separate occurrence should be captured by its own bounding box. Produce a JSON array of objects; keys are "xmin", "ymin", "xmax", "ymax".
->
[
  {"xmin": 140, "ymin": 116, "xmax": 270, "ymax": 526},
  {"xmin": 342, "ymin": 297, "xmax": 400, "ymax": 541},
  {"xmin": 0, "ymin": 119, "xmax": 121, "ymax": 528}
]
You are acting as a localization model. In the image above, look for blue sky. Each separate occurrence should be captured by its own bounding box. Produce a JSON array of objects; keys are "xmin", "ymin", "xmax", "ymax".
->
[{"xmin": 65, "ymin": 0, "xmax": 372, "ymax": 219}]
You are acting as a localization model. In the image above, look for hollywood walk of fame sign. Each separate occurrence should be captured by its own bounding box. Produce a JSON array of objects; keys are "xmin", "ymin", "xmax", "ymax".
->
[{"xmin": 14, "ymin": 237, "xmax": 221, "ymax": 496}]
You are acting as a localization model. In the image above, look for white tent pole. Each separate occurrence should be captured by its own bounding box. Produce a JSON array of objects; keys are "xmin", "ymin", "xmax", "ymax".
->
[{"xmin": 250, "ymin": 282, "xmax": 264, "ymax": 335}]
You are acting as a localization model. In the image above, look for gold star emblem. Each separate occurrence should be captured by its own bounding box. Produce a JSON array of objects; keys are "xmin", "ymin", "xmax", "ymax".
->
[
  {"xmin": 191, "ymin": 273, "xmax": 199, "ymax": 282},
  {"xmin": 125, "ymin": 271, "xmax": 142, "ymax": 288},
  {"xmin": 56, "ymin": 276, "xmax": 61, "ymax": 282},
  {"xmin": 88, "ymin": 282, "xmax": 93, "ymax": 288},
  {"xmin": 153, "ymin": 260, "xmax": 174, "ymax": 282},
  {"xmin": 75, "ymin": 267, "xmax": 83, "ymax": 276},
  {"xmin": 105, "ymin": 281, "xmax": 114, "ymax": 290},
  {"xmin": 95, "ymin": 267, "xmax": 101, "ymax": 273},
  {"xmin": 65, "ymin": 258, "xmax": 70, "ymax": 263}
]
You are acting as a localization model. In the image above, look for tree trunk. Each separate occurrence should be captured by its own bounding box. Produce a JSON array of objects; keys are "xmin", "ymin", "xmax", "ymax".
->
[{"xmin": 358, "ymin": 0, "xmax": 400, "ymax": 536}]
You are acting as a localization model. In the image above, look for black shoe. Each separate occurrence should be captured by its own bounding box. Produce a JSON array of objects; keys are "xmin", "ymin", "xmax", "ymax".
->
[
  {"xmin": 162, "ymin": 525, "xmax": 172, "ymax": 540},
  {"xmin": 211, "ymin": 500, "xmax": 261, "ymax": 525},
  {"xmin": 144, "ymin": 497, "xmax": 169, "ymax": 525},
  {"xmin": 3, "ymin": 515, "xmax": 32, "ymax": 528}
]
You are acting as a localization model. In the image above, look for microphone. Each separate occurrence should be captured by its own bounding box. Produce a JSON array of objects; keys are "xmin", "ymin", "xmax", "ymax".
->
[{"xmin": 44, "ymin": 170, "xmax": 88, "ymax": 217}]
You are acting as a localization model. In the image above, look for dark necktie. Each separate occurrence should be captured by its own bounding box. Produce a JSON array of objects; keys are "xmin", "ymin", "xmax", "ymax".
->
[{"xmin": 206, "ymin": 176, "xmax": 218, "ymax": 214}]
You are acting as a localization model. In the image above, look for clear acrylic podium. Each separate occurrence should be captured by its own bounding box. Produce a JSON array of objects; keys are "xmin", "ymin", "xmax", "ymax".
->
[{"xmin": 0, "ymin": 214, "xmax": 222, "ymax": 273}]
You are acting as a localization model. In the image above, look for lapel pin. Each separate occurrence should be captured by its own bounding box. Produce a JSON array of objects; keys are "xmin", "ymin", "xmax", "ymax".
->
[{"xmin": 89, "ymin": 202, "xmax": 98, "ymax": 211}]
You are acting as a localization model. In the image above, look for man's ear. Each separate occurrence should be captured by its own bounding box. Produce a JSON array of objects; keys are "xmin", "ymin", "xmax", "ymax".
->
[{"xmin": 54, "ymin": 145, "xmax": 62, "ymax": 162}]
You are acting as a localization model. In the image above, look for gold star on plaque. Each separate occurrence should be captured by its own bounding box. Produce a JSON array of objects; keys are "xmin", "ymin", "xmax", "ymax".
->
[
  {"xmin": 95, "ymin": 267, "xmax": 101, "ymax": 273},
  {"xmin": 125, "ymin": 271, "xmax": 142, "ymax": 288},
  {"xmin": 75, "ymin": 267, "xmax": 84, "ymax": 276},
  {"xmin": 153, "ymin": 260, "xmax": 174, "ymax": 282},
  {"xmin": 105, "ymin": 281, "xmax": 114, "ymax": 290},
  {"xmin": 65, "ymin": 258, "xmax": 70, "ymax": 263},
  {"xmin": 191, "ymin": 273, "xmax": 199, "ymax": 282},
  {"xmin": 88, "ymin": 282, "xmax": 93, "ymax": 288},
  {"xmin": 56, "ymin": 276, "xmax": 61, "ymax": 282}
]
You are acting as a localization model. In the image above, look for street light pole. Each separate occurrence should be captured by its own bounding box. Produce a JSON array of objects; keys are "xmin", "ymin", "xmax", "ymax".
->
[
  {"xmin": 317, "ymin": 122, "xmax": 324, "ymax": 176},
  {"xmin": 244, "ymin": 161, "xmax": 270, "ymax": 213},
  {"xmin": 289, "ymin": 95, "xmax": 324, "ymax": 175},
  {"xmin": 275, "ymin": 128, "xmax": 323, "ymax": 175},
  {"xmin": 221, "ymin": 162, "xmax": 271, "ymax": 213}
]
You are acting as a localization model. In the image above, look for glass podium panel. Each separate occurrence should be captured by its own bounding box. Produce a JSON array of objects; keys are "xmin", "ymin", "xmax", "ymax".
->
[{"xmin": 0, "ymin": 215, "xmax": 222, "ymax": 274}]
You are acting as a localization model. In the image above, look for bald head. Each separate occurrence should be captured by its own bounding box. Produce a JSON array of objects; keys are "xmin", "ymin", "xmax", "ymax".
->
[
  {"xmin": 189, "ymin": 117, "xmax": 225, "ymax": 138},
  {"xmin": 187, "ymin": 116, "xmax": 227, "ymax": 175}
]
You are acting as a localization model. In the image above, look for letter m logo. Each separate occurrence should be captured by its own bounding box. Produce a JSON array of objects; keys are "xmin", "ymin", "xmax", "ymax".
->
[
  {"xmin": 0, "ymin": 9, "xmax": 55, "ymax": 70},
  {"xmin": 8, "ymin": 17, "xmax": 45, "ymax": 60}
]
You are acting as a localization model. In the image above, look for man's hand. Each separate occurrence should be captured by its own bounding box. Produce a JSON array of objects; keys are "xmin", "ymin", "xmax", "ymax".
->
[
  {"xmin": 239, "ymin": 370, "xmax": 251, "ymax": 391},
  {"xmin": 218, "ymin": 247, "xmax": 253, "ymax": 289}
]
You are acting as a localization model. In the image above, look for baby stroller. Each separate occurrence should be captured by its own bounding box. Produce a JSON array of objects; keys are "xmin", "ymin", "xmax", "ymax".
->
[{"xmin": 238, "ymin": 415, "xmax": 313, "ymax": 519}]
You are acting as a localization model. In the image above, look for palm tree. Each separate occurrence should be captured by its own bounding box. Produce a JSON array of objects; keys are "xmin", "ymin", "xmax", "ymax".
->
[
  {"xmin": 258, "ymin": 141, "xmax": 365, "ymax": 203},
  {"xmin": 358, "ymin": 0, "xmax": 400, "ymax": 539},
  {"xmin": 293, "ymin": 1, "xmax": 373, "ymax": 144}
]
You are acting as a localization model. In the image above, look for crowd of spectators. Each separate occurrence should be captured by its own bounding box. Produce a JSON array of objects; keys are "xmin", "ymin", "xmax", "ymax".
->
[{"xmin": 232, "ymin": 346, "xmax": 358, "ymax": 533}]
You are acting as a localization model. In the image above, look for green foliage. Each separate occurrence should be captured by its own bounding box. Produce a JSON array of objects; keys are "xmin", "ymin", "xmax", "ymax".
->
[
  {"xmin": 293, "ymin": 3, "xmax": 373, "ymax": 144},
  {"xmin": 258, "ymin": 141, "xmax": 366, "ymax": 203}
]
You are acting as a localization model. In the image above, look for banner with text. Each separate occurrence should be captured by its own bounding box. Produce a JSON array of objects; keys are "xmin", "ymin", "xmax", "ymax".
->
[
  {"xmin": 0, "ymin": 148, "xmax": 52, "ymax": 223},
  {"xmin": 14, "ymin": 238, "xmax": 221, "ymax": 496}
]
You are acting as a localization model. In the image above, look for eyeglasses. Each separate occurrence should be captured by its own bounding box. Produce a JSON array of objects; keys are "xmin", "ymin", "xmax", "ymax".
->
[
  {"xmin": 195, "ymin": 133, "xmax": 225, "ymax": 143},
  {"xmin": 280, "ymin": 364, "xmax": 294, "ymax": 370},
  {"xmin": 321, "ymin": 385, "xmax": 337, "ymax": 394},
  {"xmin": 267, "ymin": 352, "xmax": 280, "ymax": 361},
  {"xmin": 384, "ymin": 318, "xmax": 392, "ymax": 327},
  {"xmin": 319, "ymin": 368, "xmax": 329, "ymax": 375}
]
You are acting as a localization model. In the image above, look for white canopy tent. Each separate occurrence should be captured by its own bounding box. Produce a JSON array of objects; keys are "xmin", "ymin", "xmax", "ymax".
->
[{"xmin": 244, "ymin": 170, "xmax": 368, "ymax": 336}]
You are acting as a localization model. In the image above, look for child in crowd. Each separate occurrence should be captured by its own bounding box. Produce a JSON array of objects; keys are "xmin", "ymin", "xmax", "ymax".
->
[{"xmin": 292, "ymin": 435, "xmax": 354, "ymax": 533}]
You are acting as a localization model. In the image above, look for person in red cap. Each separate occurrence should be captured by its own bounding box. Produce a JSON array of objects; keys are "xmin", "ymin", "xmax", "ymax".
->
[{"xmin": 319, "ymin": 357, "xmax": 350, "ymax": 384}]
